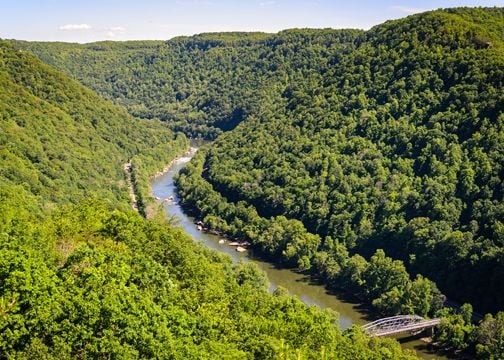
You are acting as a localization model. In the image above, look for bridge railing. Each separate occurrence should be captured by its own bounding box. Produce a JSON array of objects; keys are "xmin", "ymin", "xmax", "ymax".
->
[{"xmin": 362, "ymin": 315, "xmax": 441, "ymax": 337}]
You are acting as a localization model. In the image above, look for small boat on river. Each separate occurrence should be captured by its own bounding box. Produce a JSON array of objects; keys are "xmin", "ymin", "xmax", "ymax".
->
[{"xmin": 229, "ymin": 241, "xmax": 251, "ymax": 247}]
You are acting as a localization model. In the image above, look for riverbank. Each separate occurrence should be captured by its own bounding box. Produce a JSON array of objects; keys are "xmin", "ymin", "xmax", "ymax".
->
[
  {"xmin": 143, "ymin": 146, "xmax": 197, "ymax": 219},
  {"xmin": 180, "ymin": 207, "xmax": 453, "ymax": 358},
  {"xmin": 150, "ymin": 147, "xmax": 198, "ymax": 180},
  {"xmin": 124, "ymin": 134, "xmax": 190, "ymax": 218}
]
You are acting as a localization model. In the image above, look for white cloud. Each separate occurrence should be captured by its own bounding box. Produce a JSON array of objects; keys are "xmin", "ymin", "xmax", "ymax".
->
[
  {"xmin": 58, "ymin": 23, "xmax": 92, "ymax": 31},
  {"xmin": 391, "ymin": 5, "xmax": 430, "ymax": 14},
  {"xmin": 108, "ymin": 26, "xmax": 126, "ymax": 32},
  {"xmin": 57, "ymin": 23, "xmax": 126, "ymax": 39},
  {"xmin": 104, "ymin": 26, "xmax": 127, "ymax": 38},
  {"xmin": 260, "ymin": 1, "xmax": 276, "ymax": 6}
]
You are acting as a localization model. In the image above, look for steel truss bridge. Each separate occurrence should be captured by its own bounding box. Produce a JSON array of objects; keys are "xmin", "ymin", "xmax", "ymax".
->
[{"xmin": 362, "ymin": 315, "xmax": 441, "ymax": 337}]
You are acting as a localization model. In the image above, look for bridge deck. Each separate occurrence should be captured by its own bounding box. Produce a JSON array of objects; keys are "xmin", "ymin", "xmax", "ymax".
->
[
  {"xmin": 371, "ymin": 319, "xmax": 441, "ymax": 337},
  {"xmin": 362, "ymin": 315, "xmax": 441, "ymax": 337}
]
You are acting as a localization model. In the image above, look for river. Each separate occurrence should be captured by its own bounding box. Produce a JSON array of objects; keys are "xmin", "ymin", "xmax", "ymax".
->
[{"xmin": 150, "ymin": 152, "xmax": 449, "ymax": 359}]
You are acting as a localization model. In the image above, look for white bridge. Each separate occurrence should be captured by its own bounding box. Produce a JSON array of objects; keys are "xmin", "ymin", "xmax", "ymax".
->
[{"xmin": 362, "ymin": 315, "xmax": 441, "ymax": 337}]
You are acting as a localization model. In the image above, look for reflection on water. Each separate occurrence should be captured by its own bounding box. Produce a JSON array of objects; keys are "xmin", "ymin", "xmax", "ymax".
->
[{"xmin": 150, "ymin": 155, "xmax": 449, "ymax": 359}]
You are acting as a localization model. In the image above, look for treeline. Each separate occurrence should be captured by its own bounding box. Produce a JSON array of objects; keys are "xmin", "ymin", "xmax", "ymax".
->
[
  {"xmin": 13, "ymin": 30, "xmax": 364, "ymax": 138},
  {"xmin": 0, "ymin": 35, "xmax": 419, "ymax": 358},
  {"xmin": 130, "ymin": 133, "xmax": 189, "ymax": 217}
]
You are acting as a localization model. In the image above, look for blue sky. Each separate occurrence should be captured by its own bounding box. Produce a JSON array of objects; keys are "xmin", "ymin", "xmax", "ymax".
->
[{"xmin": 0, "ymin": 0, "xmax": 502, "ymax": 43}]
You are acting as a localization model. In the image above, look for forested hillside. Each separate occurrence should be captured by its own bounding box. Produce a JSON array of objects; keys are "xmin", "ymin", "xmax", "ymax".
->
[
  {"xmin": 188, "ymin": 7, "xmax": 504, "ymax": 314},
  {"xmin": 21, "ymin": 7, "xmax": 503, "ymax": 313},
  {"xmin": 0, "ymin": 39, "xmax": 186, "ymax": 210},
  {"xmin": 12, "ymin": 6, "xmax": 504, "ymax": 358},
  {"xmin": 14, "ymin": 30, "xmax": 363, "ymax": 138},
  {"xmin": 0, "ymin": 39, "xmax": 419, "ymax": 358},
  {"xmin": 174, "ymin": 8, "xmax": 504, "ymax": 356}
]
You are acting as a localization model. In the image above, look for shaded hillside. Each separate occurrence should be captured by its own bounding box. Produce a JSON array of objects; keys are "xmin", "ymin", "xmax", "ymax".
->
[{"xmin": 14, "ymin": 30, "xmax": 363, "ymax": 138}]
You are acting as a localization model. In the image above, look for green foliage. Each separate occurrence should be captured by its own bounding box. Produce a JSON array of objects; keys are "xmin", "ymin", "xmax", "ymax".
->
[
  {"xmin": 175, "ymin": 8, "xmax": 502, "ymax": 357},
  {"xmin": 342, "ymin": 325, "xmax": 417, "ymax": 359},
  {"xmin": 176, "ymin": 148, "xmax": 445, "ymax": 323},
  {"xmin": 475, "ymin": 312, "xmax": 504, "ymax": 359},
  {"xmin": 0, "ymin": 36, "xmax": 417, "ymax": 358},
  {"xmin": 9, "ymin": 6, "xmax": 504, "ymax": 358},
  {"xmin": 0, "ymin": 200, "xmax": 416, "ymax": 359},
  {"xmin": 0, "ymin": 40, "xmax": 182, "ymax": 211},
  {"xmin": 434, "ymin": 305, "xmax": 476, "ymax": 351},
  {"xmin": 234, "ymin": 260, "xmax": 270, "ymax": 290},
  {"xmin": 170, "ymin": 8, "xmax": 504, "ymax": 317},
  {"xmin": 13, "ymin": 29, "xmax": 363, "ymax": 139}
]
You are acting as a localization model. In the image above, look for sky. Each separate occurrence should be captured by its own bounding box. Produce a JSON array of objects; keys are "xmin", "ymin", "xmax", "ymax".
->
[{"xmin": 0, "ymin": 0, "xmax": 502, "ymax": 43}]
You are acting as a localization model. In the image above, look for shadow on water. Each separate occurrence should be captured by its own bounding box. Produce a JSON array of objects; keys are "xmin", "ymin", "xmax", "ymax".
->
[
  {"xmin": 395, "ymin": 333, "xmax": 460, "ymax": 359},
  {"xmin": 326, "ymin": 291, "xmax": 377, "ymax": 322}
]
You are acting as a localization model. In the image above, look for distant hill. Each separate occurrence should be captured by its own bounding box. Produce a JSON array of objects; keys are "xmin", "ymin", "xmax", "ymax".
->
[{"xmin": 13, "ymin": 29, "xmax": 364, "ymax": 138}]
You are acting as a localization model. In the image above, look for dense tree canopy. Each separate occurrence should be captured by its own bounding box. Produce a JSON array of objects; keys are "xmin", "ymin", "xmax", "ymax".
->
[
  {"xmin": 9, "ymin": 6, "xmax": 504, "ymax": 358},
  {"xmin": 0, "ymin": 39, "xmax": 185, "ymax": 210},
  {"xmin": 176, "ymin": 7, "xmax": 504, "ymax": 315},
  {"xmin": 14, "ymin": 30, "xmax": 363, "ymax": 139},
  {"xmin": 0, "ymin": 34, "xmax": 418, "ymax": 358}
]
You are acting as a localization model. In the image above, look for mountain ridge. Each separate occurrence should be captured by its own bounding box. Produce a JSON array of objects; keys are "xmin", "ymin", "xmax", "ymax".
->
[{"xmin": 5, "ymin": 7, "xmax": 504, "ymax": 357}]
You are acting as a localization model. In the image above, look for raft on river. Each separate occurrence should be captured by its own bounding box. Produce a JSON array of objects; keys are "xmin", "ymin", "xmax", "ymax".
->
[{"xmin": 228, "ymin": 241, "xmax": 251, "ymax": 247}]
